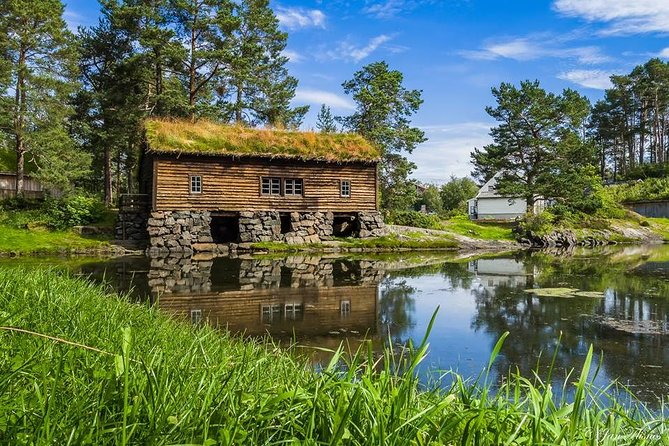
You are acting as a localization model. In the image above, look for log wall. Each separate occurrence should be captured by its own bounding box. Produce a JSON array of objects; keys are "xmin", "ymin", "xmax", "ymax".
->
[
  {"xmin": 152, "ymin": 155, "xmax": 377, "ymax": 212},
  {"xmin": 158, "ymin": 285, "xmax": 378, "ymax": 337}
]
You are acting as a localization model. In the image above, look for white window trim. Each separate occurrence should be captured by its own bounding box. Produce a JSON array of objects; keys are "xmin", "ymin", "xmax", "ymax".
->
[
  {"xmin": 340, "ymin": 179, "xmax": 351, "ymax": 198},
  {"xmin": 189, "ymin": 175, "xmax": 202, "ymax": 194}
]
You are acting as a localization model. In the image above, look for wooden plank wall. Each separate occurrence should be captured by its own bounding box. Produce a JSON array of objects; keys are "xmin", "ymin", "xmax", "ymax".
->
[
  {"xmin": 158, "ymin": 285, "xmax": 378, "ymax": 337},
  {"xmin": 153, "ymin": 155, "xmax": 377, "ymax": 212},
  {"xmin": 0, "ymin": 173, "xmax": 44, "ymax": 199}
]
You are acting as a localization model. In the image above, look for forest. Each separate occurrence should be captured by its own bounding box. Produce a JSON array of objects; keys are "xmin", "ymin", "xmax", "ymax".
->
[{"xmin": 0, "ymin": 0, "xmax": 424, "ymax": 213}]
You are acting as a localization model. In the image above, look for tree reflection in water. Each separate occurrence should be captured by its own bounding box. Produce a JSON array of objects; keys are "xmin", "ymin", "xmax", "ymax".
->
[{"xmin": 378, "ymin": 278, "xmax": 416, "ymax": 345}]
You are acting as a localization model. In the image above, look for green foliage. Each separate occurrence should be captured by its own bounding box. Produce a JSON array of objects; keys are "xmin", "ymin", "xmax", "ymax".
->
[
  {"xmin": 607, "ymin": 177, "xmax": 669, "ymax": 203},
  {"xmin": 442, "ymin": 215, "xmax": 515, "ymax": 240},
  {"xmin": 415, "ymin": 184, "xmax": 443, "ymax": 214},
  {"xmin": 387, "ymin": 210, "xmax": 443, "ymax": 230},
  {"xmin": 316, "ymin": 104, "xmax": 337, "ymax": 133},
  {"xmin": 439, "ymin": 176, "xmax": 478, "ymax": 213},
  {"xmin": 339, "ymin": 61, "xmax": 426, "ymax": 211},
  {"xmin": 590, "ymin": 58, "xmax": 669, "ymax": 181},
  {"xmin": 471, "ymin": 80, "xmax": 593, "ymax": 212},
  {"xmin": 515, "ymin": 211, "xmax": 556, "ymax": 236},
  {"xmin": 1, "ymin": 269, "xmax": 667, "ymax": 444},
  {"xmin": 623, "ymin": 161, "xmax": 669, "ymax": 180},
  {"xmin": 0, "ymin": 0, "xmax": 89, "ymax": 193},
  {"xmin": 44, "ymin": 195, "xmax": 106, "ymax": 230}
]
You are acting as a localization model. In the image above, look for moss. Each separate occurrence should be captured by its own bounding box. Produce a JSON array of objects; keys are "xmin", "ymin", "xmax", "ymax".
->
[{"xmin": 145, "ymin": 119, "xmax": 380, "ymax": 162}]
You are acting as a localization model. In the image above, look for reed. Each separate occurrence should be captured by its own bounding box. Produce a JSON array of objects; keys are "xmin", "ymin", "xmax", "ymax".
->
[{"xmin": 0, "ymin": 268, "xmax": 666, "ymax": 445}]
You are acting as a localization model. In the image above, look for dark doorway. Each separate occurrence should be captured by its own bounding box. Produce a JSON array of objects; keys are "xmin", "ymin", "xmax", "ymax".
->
[
  {"xmin": 332, "ymin": 214, "xmax": 359, "ymax": 237},
  {"xmin": 280, "ymin": 213, "xmax": 292, "ymax": 234},
  {"xmin": 210, "ymin": 215, "xmax": 240, "ymax": 243}
]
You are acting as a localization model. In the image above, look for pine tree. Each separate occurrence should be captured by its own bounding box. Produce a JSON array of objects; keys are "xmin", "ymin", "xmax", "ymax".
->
[
  {"xmin": 0, "ymin": 0, "xmax": 89, "ymax": 194},
  {"xmin": 223, "ymin": 0, "xmax": 307, "ymax": 127},
  {"xmin": 170, "ymin": 0, "xmax": 236, "ymax": 121},
  {"xmin": 339, "ymin": 61, "xmax": 426, "ymax": 211},
  {"xmin": 316, "ymin": 104, "xmax": 337, "ymax": 133}
]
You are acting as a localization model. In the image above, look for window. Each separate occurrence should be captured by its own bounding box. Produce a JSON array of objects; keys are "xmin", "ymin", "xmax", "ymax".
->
[
  {"xmin": 190, "ymin": 309, "xmax": 202, "ymax": 325},
  {"xmin": 340, "ymin": 300, "xmax": 351, "ymax": 317},
  {"xmin": 190, "ymin": 175, "xmax": 202, "ymax": 194},
  {"xmin": 340, "ymin": 180, "xmax": 351, "ymax": 197},
  {"xmin": 284, "ymin": 178, "xmax": 303, "ymax": 196},
  {"xmin": 284, "ymin": 303, "xmax": 303, "ymax": 320},
  {"xmin": 261, "ymin": 304, "xmax": 282, "ymax": 323},
  {"xmin": 261, "ymin": 177, "xmax": 281, "ymax": 195}
]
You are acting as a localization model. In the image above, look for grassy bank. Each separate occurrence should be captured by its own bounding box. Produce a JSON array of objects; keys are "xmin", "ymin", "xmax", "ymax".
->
[
  {"xmin": 1, "ymin": 269, "xmax": 666, "ymax": 444},
  {"xmin": 0, "ymin": 204, "xmax": 115, "ymax": 255}
]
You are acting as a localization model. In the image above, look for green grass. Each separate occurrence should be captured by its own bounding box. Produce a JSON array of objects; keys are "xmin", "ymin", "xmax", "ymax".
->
[
  {"xmin": 146, "ymin": 119, "xmax": 380, "ymax": 162},
  {"xmin": 1, "ymin": 269, "xmax": 667, "ymax": 444},
  {"xmin": 442, "ymin": 215, "xmax": 516, "ymax": 240},
  {"xmin": 0, "ymin": 225, "xmax": 110, "ymax": 254},
  {"xmin": 0, "ymin": 206, "xmax": 115, "ymax": 254},
  {"xmin": 339, "ymin": 233, "xmax": 458, "ymax": 250}
]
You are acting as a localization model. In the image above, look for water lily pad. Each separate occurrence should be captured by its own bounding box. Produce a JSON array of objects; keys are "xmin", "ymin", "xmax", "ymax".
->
[
  {"xmin": 524, "ymin": 288, "xmax": 579, "ymax": 298},
  {"xmin": 524, "ymin": 288, "xmax": 605, "ymax": 298},
  {"xmin": 572, "ymin": 291, "xmax": 605, "ymax": 298}
]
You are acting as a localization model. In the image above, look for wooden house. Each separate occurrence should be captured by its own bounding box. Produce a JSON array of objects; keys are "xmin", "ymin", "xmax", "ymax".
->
[{"xmin": 131, "ymin": 120, "xmax": 386, "ymax": 252}]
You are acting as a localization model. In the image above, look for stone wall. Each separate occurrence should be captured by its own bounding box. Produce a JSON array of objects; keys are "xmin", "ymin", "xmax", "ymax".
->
[
  {"xmin": 147, "ymin": 211, "xmax": 213, "ymax": 255},
  {"xmin": 146, "ymin": 210, "xmax": 386, "ymax": 253},
  {"xmin": 115, "ymin": 210, "xmax": 149, "ymax": 242}
]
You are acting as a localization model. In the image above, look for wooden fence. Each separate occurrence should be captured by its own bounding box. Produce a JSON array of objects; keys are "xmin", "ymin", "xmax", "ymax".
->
[{"xmin": 0, "ymin": 172, "xmax": 45, "ymax": 199}]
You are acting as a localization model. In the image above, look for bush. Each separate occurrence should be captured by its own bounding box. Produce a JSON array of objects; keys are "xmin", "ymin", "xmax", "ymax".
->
[
  {"xmin": 387, "ymin": 210, "xmax": 443, "ymax": 230},
  {"xmin": 45, "ymin": 195, "xmax": 106, "ymax": 230},
  {"xmin": 515, "ymin": 211, "xmax": 555, "ymax": 236}
]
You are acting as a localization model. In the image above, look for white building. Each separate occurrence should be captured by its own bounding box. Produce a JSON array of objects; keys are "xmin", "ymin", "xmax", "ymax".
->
[{"xmin": 467, "ymin": 172, "xmax": 545, "ymax": 220}]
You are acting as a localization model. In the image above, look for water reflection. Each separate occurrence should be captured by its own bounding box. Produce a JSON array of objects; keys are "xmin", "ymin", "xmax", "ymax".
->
[{"xmin": 21, "ymin": 245, "xmax": 669, "ymax": 406}]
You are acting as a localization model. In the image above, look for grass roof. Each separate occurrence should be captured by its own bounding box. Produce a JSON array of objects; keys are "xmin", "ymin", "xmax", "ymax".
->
[{"xmin": 145, "ymin": 119, "xmax": 380, "ymax": 163}]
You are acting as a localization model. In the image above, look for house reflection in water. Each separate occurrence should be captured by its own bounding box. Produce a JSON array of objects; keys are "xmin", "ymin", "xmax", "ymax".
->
[
  {"xmin": 148, "ymin": 255, "xmax": 383, "ymax": 339},
  {"xmin": 467, "ymin": 258, "xmax": 535, "ymax": 294}
]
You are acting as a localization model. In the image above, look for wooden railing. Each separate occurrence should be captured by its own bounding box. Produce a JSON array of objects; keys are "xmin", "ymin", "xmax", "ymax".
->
[{"xmin": 119, "ymin": 194, "xmax": 149, "ymax": 212}]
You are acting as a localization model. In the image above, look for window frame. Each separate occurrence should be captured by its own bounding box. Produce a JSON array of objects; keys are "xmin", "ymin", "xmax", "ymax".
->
[
  {"xmin": 189, "ymin": 175, "xmax": 202, "ymax": 194},
  {"xmin": 284, "ymin": 178, "xmax": 304, "ymax": 196},
  {"xmin": 340, "ymin": 179, "xmax": 351, "ymax": 198},
  {"xmin": 261, "ymin": 177, "xmax": 282, "ymax": 195}
]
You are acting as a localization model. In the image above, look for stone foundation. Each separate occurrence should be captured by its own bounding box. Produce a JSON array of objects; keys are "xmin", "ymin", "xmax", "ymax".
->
[
  {"xmin": 115, "ymin": 210, "xmax": 149, "ymax": 242},
  {"xmin": 146, "ymin": 210, "xmax": 386, "ymax": 253}
]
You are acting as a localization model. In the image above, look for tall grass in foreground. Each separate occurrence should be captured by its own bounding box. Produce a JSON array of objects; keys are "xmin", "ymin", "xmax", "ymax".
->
[{"xmin": 0, "ymin": 268, "xmax": 667, "ymax": 445}]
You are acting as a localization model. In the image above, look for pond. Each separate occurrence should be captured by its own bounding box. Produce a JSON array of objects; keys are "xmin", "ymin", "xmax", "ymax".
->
[{"xmin": 7, "ymin": 245, "xmax": 669, "ymax": 406}]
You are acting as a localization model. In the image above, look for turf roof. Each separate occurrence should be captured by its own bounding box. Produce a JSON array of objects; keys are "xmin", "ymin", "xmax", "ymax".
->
[{"xmin": 145, "ymin": 119, "xmax": 380, "ymax": 163}]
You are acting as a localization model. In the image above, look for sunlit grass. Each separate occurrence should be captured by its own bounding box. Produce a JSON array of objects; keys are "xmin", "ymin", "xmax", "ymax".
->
[
  {"xmin": 146, "ymin": 118, "xmax": 380, "ymax": 162},
  {"xmin": 442, "ymin": 215, "xmax": 516, "ymax": 240},
  {"xmin": 1, "ymin": 269, "xmax": 667, "ymax": 444},
  {"xmin": 0, "ymin": 225, "xmax": 109, "ymax": 254}
]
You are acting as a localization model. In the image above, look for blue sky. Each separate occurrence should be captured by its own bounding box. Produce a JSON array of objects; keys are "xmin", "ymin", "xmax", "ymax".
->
[{"xmin": 64, "ymin": 0, "xmax": 669, "ymax": 183}]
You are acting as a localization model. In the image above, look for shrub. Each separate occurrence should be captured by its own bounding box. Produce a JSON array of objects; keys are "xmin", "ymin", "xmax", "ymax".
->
[
  {"xmin": 515, "ymin": 211, "xmax": 555, "ymax": 236},
  {"xmin": 387, "ymin": 210, "xmax": 443, "ymax": 230},
  {"xmin": 45, "ymin": 195, "xmax": 106, "ymax": 230}
]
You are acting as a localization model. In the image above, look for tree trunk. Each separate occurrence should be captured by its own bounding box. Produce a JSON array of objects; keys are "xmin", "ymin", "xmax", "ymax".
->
[
  {"xmin": 14, "ymin": 49, "xmax": 27, "ymax": 197},
  {"xmin": 235, "ymin": 81, "xmax": 243, "ymax": 123},
  {"xmin": 104, "ymin": 146, "xmax": 112, "ymax": 207}
]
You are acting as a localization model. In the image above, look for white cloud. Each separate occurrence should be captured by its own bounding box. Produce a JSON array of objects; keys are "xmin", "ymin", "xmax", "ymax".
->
[
  {"xmin": 364, "ymin": 0, "xmax": 409, "ymax": 19},
  {"xmin": 659, "ymin": 48, "xmax": 669, "ymax": 58},
  {"xmin": 460, "ymin": 37, "xmax": 609, "ymax": 64},
  {"xmin": 276, "ymin": 7, "xmax": 326, "ymax": 30},
  {"xmin": 293, "ymin": 89, "xmax": 356, "ymax": 111},
  {"xmin": 553, "ymin": 0, "xmax": 669, "ymax": 35},
  {"xmin": 557, "ymin": 69, "xmax": 613, "ymax": 90},
  {"xmin": 323, "ymin": 35, "xmax": 393, "ymax": 62},
  {"xmin": 409, "ymin": 122, "xmax": 493, "ymax": 183},
  {"xmin": 63, "ymin": 10, "xmax": 88, "ymax": 31},
  {"xmin": 282, "ymin": 49, "xmax": 303, "ymax": 63}
]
